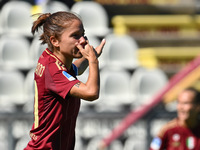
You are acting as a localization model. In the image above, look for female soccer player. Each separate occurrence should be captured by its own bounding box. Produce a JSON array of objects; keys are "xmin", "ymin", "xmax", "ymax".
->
[
  {"xmin": 150, "ymin": 87, "xmax": 200, "ymax": 150},
  {"xmin": 24, "ymin": 11, "xmax": 105, "ymax": 150}
]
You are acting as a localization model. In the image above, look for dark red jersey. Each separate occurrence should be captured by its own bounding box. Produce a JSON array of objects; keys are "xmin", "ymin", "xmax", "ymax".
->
[
  {"xmin": 149, "ymin": 118, "xmax": 200, "ymax": 150},
  {"xmin": 24, "ymin": 48, "xmax": 80, "ymax": 150}
]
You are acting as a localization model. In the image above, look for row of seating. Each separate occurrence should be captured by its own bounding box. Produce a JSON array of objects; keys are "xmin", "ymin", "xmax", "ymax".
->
[
  {"xmin": 0, "ymin": 33, "xmax": 139, "ymax": 71},
  {"xmin": 0, "ymin": 116, "xmax": 171, "ymax": 150},
  {"xmin": 1, "ymin": 117, "xmax": 149, "ymax": 150},
  {"xmin": 0, "ymin": 1, "xmax": 110, "ymax": 37},
  {"xmin": 79, "ymin": 66, "xmax": 168, "ymax": 112},
  {"xmin": 0, "ymin": 66, "xmax": 168, "ymax": 113}
]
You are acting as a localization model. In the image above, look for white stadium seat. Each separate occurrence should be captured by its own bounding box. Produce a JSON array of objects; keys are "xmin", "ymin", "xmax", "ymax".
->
[
  {"xmin": 96, "ymin": 67, "xmax": 134, "ymax": 112},
  {"xmin": 43, "ymin": 1, "xmax": 70, "ymax": 13},
  {"xmin": 0, "ymin": 1, "xmax": 33, "ymax": 36},
  {"xmin": 0, "ymin": 70, "xmax": 25, "ymax": 112},
  {"xmin": 0, "ymin": 34, "xmax": 32, "ymax": 70},
  {"xmin": 101, "ymin": 34, "xmax": 139, "ymax": 70},
  {"xmin": 150, "ymin": 119, "xmax": 170, "ymax": 137},
  {"xmin": 29, "ymin": 36, "xmax": 48, "ymax": 67},
  {"xmin": 23, "ymin": 68, "xmax": 35, "ymax": 113},
  {"xmin": 86, "ymin": 136, "xmax": 103, "ymax": 150},
  {"xmin": 71, "ymin": 1, "xmax": 110, "ymax": 37},
  {"xmin": 0, "ymin": 122, "xmax": 9, "ymax": 150},
  {"xmin": 130, "ymin": 67, "xmax": 168, "ymax": 107},
  {"xmin": 123, "ymin": 136, "xmax": 147, "ymax": 150}
]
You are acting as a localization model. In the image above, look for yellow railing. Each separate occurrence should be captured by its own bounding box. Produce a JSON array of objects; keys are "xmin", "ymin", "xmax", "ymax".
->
[
  {"xmin": 138, "ymin": 47, "xmax": 200, "ymax": 69},
  {"xmin": 95, "ymin": 0, "xmax": 180, "ymax": 5},
  {"xmin": 112, "ymin": 15, "xmax": 200, "ymax": 37}
]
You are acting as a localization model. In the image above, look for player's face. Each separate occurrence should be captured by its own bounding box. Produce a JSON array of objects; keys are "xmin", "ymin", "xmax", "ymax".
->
[
  {"xmin": 55, "ymin": 19, "xmax": 86, "ymax": 60},
  {"xmin": 177, "ymin": 90, "xmax": 195, "ymax": 122}
]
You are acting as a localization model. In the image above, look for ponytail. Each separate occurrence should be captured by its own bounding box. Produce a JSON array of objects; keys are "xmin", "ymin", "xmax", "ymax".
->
[
  {"xmin": 31, "ymin": 13, "xmax": 51, "ymax": 47},
  {"xmin": 31, "ymin": 13, "xmax": 51, "ymax": 35}
]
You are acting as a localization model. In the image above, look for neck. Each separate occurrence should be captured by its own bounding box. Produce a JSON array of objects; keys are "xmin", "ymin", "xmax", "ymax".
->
[
  {"xmin": 53, "ymin": 50, "xmax": 72, "ymax": 70},
  {"xmin": 178, "ymin": 116, "xmax": 200, "ymax": 129}
]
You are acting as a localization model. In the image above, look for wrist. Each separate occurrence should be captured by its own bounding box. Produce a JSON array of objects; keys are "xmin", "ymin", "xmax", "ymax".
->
[{"xmin": 89, "ymin": 59, "xmax": 99, "ymax": 64}]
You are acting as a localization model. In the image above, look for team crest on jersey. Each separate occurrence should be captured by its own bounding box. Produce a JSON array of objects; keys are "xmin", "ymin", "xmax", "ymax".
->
[
  {"xmin": 150, "ymin": 137, "xmax": 162, "ymax": 150},
  {"xmin": 171, "ymin": 134, "xmax": 180, "ymax": 147},
  {"xmin": 62, "ymin": 71, "xmax": 75, "ymax": 81},
  {"xmin": 172, "ymin": 134, "xmax": 180, "ymax": 141}
]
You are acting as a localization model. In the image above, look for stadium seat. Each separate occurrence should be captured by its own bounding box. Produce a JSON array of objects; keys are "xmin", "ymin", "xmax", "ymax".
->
[
  {"xmin": 95, "ymin": 67, "xmax": 134, "ymax": 112},
  {"xmin": 102, "ymin": 33, "xmax": 139, "ymax": 70},
  {"xmin": 71, "ymin": 1, "xmax": 110, "ymax": 37},
  {"xmin": 29, "ymin": 36, "xmax": 48, "ymax": 67},
  {"xmin": 125, "ymin": 121, "xmax": 147, "ymax": 138},
  {"xmin": 77, "ymin": 118, "xmax": 102, "ymax": 139},
  {"xmin": 76, "ymin": 67, "xmax": 95, "ymax": 112},
  {"xmin": 74, "ymin": 134, "xmax": 83, "ymax": 150},
  {"xmin": 0, "ymin": 34, "xmax": 32, "ymax": 70},
  {"xmin": 109, "ymin": 140, "xmax": 124, "ymax": 150},
  {"xmin": 85, "ymin": 135, "xmax": 123, "ymax": 150},
  {"xmin": 0, "ymin": 1, "xmax": 33, "ymax": 37},
  {"xmin": 0, "ymin": 11, "xmax": 2, "ymax": 35},
  {"xmin": 150, "ymin": 119, "xmax": 170, "ymax": 137},
  {"xmin": 15, "ymin": 134, "xmax": 30, "ymax": 150},
  {"xmin": 0, "ymin": 70, "xmax": 25, "ymax": 112},
  {"xmin": 77, "ymin": 67, "xmax": 89, "ymax": 83},
  {"xmin": 23, "ymin": 69, "xmax": 35, "ymax": 113},
  {"xmin": 42, "ymin": 1, "xmax": 70, "ymax": 13},
  {"xmin": 87, "ymin": 34, "xmax": 101, "ymax": 48},
  {"xmin": 123, "ymin": 136, "xmax": 147, "ymax": 150},
  {"xmin": 12, "ymin": 120, "xmax": 31, "ymax": 139},
  {"xmin": 130, "ymin": 67, "xmax": 168, "ymax": 107},
  {"xmin": 85, "ymin": 136, "xmax": 104, "ymax": 150},
  {"xmin": 0, "ymin": 122, "xmax": 9, "ymax": 150}
]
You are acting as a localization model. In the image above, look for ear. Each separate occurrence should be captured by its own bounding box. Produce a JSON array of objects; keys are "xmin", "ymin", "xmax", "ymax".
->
[{"xmin": 50, "ymin": 36, "xmax": 59, "ymax": 48}]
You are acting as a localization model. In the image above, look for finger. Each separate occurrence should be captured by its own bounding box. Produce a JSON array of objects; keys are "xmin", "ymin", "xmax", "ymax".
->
[
  {"xmin": 96, "ymin": 38, "xmax": 106, "ymax": 50},
  {"xmin": 76, "ymin": 43, "xmax": 84, "ymax": 51},
  {"xmin": 84, "ymin": 36, "xmax": 89, "ymax": 44},
  {"xmin": 100, "ymin": 38, "xmax": 106, "ymax": 48},
  {"xmin": 101, "ymin": 38, "xmax": 106, "ymax": 47}
]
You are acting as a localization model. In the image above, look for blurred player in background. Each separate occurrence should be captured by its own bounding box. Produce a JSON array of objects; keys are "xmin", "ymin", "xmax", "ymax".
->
[
  {"xmin": 149, "ymin": 87, "xmax": 200, "ymax": 150},
  {"xmin": 24, "ymin": 11, "xmax": 105, "ymax": 150}
]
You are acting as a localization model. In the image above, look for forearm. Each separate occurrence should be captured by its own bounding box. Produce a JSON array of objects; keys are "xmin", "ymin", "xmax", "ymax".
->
[
  {"xmin": 69, "ymin": 42, "xmax": 102, "ymax": 101},
  {"xmin": 85, "ymin": 59, "xmax": 100, "ymax": 100},
  {"xmin": 69, "ymin": 58, "xmax": 100, "ymax": 101}
]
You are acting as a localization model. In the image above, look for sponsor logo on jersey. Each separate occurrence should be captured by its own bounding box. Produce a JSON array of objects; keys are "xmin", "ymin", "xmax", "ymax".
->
[
  {"xmin": 150, "ymin": 137, "xmax": 162, "ymax": 150},
  {"xmin": 62, "ymin": 71, "xmax": 75, "ymax": 81}
]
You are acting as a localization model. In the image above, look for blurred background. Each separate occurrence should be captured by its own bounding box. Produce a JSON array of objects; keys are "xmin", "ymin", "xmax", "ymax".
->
[{"xmin": 1, "ymin": 0, "xmax": 200, "ymax": 149}]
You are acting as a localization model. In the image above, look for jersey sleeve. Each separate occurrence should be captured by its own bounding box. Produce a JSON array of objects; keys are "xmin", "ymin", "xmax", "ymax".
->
[
  {"xmin": 149, "ymin": 124, "xmax": 168, "ymax": 150},
  {"xmin": 72, "ymin": 63, "xmax": 78, "ymax": 76},
  {"xmin": 45, "ymin": 63, "xmax": 79, "ymax": 100}
]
